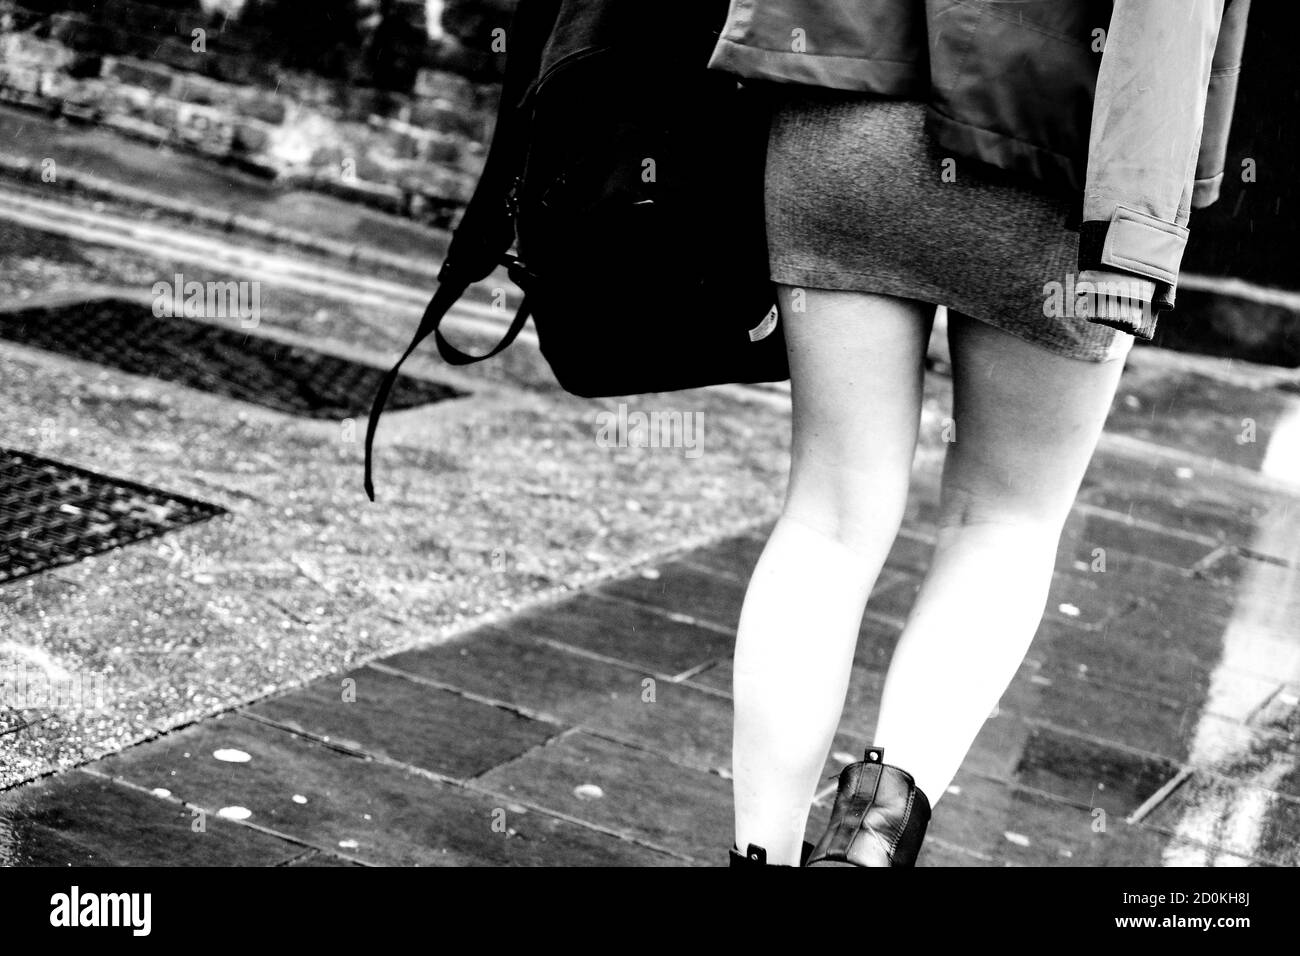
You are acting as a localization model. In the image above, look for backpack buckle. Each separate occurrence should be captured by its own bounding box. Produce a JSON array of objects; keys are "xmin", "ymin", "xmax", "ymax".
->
[{"xmin": 505, "ymin": 254, "xmax": 539, "ymax": 292}]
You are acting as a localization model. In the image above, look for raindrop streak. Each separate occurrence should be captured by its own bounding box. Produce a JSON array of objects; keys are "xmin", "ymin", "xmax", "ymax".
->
[
  {"xmin": 1003, "ymin": 832, "xmax": 1031, "ymax": 847},
  {"xmin": 573, "ymin": 784, "xmax": 604, "ymax": 800},
  {"xmin": 213, "ymin": 748, "xmax": 252, "ymax": 763},
  {"xmin": 218, "ymin": 806, "xmax": 252, "ymax": 821},
  {"xmin": 338, "ymin": 839, "xmax": 360, "ymax": 849}
]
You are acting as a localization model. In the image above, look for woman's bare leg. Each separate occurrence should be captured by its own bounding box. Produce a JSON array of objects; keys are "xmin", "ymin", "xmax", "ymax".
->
[
  {"xmin": 732, "ymin": 286, "xmax": 934, "ymax": 864},
  {"xmin": 872, "ymin": 311, "xmax": 1129, "ymax": 802}
]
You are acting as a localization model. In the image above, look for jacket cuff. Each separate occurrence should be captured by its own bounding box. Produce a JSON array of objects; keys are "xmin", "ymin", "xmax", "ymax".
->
[
  {"xmin": 1075, "ymin": 270, "xmax": 1159, "ymax": 340},
  {"xmin": 1078, "ymin": 205, "xmax": 1189, "ymax": 284},
  {"xmin": 1078, "ymin": 204, "xmax": 1188, "ymax": 319}
]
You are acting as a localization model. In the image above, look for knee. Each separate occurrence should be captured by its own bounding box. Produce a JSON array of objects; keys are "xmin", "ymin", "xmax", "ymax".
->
[
  {"xmin": 936, "ymin": 481, "xmax": 1070, "ymax": 537},
  {"xmin": 782, "ymin": 476, "xmax": 912, "ymax": 559}
]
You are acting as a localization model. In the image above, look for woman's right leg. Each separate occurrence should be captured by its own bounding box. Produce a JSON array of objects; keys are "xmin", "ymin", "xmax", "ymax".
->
[
  {"xmin": 732, "ymin": 287, "xmax": 934, "ymax": 865},
  {"xmin": 872, "ymin": 311, "xmax": 1131, "ymax": 803}
]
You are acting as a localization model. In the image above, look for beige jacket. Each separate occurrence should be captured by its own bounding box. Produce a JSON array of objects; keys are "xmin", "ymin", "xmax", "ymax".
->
[{"xmin": 709, "ymin": 0, "xmax": 1252, "ymax": 337}]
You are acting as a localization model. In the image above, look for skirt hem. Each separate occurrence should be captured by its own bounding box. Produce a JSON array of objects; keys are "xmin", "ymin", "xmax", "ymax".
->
[{"xmin": 769, "ymin": 264, "xmax": 1134, "ymax": 364}]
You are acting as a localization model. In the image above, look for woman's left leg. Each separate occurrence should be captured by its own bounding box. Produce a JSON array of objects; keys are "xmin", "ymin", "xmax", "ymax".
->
[{"xmin": 732, "ymin": 285, "xmax": 934, "ymax": 864}]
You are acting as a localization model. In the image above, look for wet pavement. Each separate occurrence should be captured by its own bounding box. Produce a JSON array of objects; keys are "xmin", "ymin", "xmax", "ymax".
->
[
  {"xmin": 3, "ymin": 322, "xmax": 1298, "ymax": 864},
  {"xmin": 1, "ymin": 178, "xmax": 1299, "ymax": 865}
]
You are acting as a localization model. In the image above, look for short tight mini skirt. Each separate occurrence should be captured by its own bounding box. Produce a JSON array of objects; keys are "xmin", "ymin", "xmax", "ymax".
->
[{"xmin": 764, "ymin": 87, "xmax": 1134, "ymax": 363}]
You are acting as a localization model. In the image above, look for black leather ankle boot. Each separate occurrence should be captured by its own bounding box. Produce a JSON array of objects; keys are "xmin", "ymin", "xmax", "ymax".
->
[
  {"xmin": 728, "ymin": 841, "xmax": 814, "ymax": 867},
  {"xmin": 806, "ymin": 746, "xmax": 931, "ymax": 867}
]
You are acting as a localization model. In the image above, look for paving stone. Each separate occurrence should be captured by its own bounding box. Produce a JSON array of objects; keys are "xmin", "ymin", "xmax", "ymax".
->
[
  {"xmin": 1057, "ymin": 507, "xmax": 1219, "ymax": 572},
  {"xmin": 915, "ymin": 838, "xmax": 995, "ymax": 867},
  {"xmin": 1026, "ymin": 617, "xmax": 1217, "ymax": 708},
  {"xmin": 87, "ymin": 715, "xmax": 674, "ymax": 866},
  {"xmin": 0, "ymin": 769, "xmax": 299, "ymax": 866},
  {"xmin": 575, "ymin": 679, "xmax": 734, "ymax": 771},
  {"xmin": 248, "ymin": 665, "xmax": 557, "ymax": 779},
  {"xmin": 1011, "ymin": 677, "xmax": 1201, "ymax": 770},
  {"xmin": 1078, "ymin": 454, "xmax": 1271, "ymax": 545},
  {"xmin": 1113, "ymin": 587, "xmax": 1293, "ymax": 684},
  {"xmin": 1108, "ymin": 372, "xmax": 1300, "ymax": 475},
  {"xmin": 381, "ymin": 626, "xmax": 734, "ymax": 770},
  {"xmin": 931, "ymin": 771, "xmax": 1182, "ymax": 866},
  {"xmin": 382, "ymin": 624, "xmax": 648, "ymax": 716},
  {"xmin": 596, "ymin": 560, "xmax": 746, "ymax": 632},
  {"xmin": 284, "ymin": 851, "xmax": 364, "ymax": 867},
  {"xmin": 682, "ymin": 531, "xmax": 766, "ymax": 581},
  {"xmin": 1009, "ymin": 687, "xmax": 1300, "ymax": 794},
  {"xmin": 1031, "ymin": 648, "xmax": 1280, "ymax": 738},
  {"xmin": 489, "ymin": 591, "xmax": 734, "ymax": 676},
  {"xmin": 476, "ymin": 730, "xmax": 730, "ymax": 862},
  {"xmin": 1143, "ymin": 773, "xmax": 1300, "ymax": 865},
  {"xmin": 986, "ymin": 722, "xmax": 1177, "ymax": 816},
  {"xmin": 1044, "ymin": 567, "xmax": 1140, "ymax": 630}
]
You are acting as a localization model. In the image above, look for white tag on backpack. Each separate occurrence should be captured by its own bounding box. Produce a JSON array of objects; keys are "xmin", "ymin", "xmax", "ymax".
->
[{"xmin": 748, "ymin": 304, "xmax": 779, "ymax": 343}]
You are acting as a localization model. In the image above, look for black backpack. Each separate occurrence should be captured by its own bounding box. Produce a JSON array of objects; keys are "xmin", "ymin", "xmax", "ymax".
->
[{"xmin": 363, "ymin": 0, "xmax": 788, "ymax": 500}]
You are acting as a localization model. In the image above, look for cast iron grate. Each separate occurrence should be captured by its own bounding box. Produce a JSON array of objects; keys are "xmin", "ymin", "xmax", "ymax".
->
[
  {"xmin": 0, "ymin": 449, "xmax": 225, "ymax": 585},
  {"xmin": 0, "ymin": 298, "xmax": 466, "ymax": 419}
]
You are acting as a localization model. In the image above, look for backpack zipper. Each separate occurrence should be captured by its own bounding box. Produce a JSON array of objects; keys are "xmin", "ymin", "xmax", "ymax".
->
[{"xmin": 530, "ymin": 44, "xmax": 613, "ymax": 103}]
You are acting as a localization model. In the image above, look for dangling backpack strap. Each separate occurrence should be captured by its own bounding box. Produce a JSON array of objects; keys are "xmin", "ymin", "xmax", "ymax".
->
[
  {"xmin": 364, "ymin": 0, "xmax": 560, "ymax": 501},
  {"xmin": 363, "ymin": 284, "xmax": 531, "ymax": 501}
]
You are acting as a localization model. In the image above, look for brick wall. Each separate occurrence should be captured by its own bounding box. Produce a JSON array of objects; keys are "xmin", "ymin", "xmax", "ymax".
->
[{"xmin": 0, "ymin": 0, "xmax": 512, "ymax": 227}]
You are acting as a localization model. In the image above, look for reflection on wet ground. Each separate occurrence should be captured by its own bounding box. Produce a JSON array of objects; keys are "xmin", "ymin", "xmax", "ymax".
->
[
  {"xmin": 1156, "ymin": 401, "xmax": 1300, "ymax": 865},
  {"xmin": 1, "ymin": 356, "xmax": 1297, "ymax": 866}
]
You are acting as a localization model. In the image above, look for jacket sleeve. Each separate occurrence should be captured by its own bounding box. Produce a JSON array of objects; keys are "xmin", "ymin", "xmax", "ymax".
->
[{"xmin": 1078, "ymin": 0, "xmax": 1229, "ymax": 339}]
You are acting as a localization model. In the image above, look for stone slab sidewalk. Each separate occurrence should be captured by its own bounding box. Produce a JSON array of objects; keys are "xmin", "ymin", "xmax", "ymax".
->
[{"xmin": 4, "ymin": 378, "xmax": 1298, "ymax": 865}]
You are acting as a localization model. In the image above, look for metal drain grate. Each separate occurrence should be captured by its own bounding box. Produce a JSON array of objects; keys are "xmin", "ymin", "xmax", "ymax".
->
[
  {"xmin": 0, "ymin": 298, "xmax": 466, "ymax": 419},
  {"xmin": 0, "ymin": 449, "xmax": 225, "ymax": 584}
]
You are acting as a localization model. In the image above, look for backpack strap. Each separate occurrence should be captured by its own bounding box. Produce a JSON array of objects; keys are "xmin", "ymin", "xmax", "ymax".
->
[
  {"xmin": 364, "ymin": 0, "xmax": 560, "ymax": 501},
  {"xmin": 363, "ymin": 284, "xmax": 531, "ymax": 501}
]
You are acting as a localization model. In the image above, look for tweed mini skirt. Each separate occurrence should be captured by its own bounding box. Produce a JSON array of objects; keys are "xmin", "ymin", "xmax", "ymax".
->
[{"xmin": 764, "ymin": 88, "xmax": 1134, "ymax": 363}]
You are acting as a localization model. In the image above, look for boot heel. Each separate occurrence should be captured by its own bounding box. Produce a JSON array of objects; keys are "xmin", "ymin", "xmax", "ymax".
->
[
  {"xmin": 728, "ymin": 841, "xmax": 814, "ymax": 867},
  {"xmin": 806, "ymin": 746, "xmax": 931, "ymax": 867}
]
